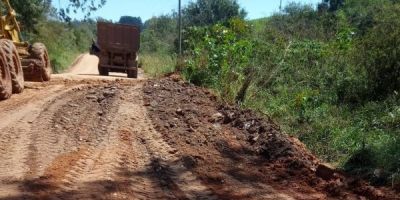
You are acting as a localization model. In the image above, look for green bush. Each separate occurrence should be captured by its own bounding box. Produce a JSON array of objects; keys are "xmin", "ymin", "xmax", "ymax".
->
[
  {"xmin": 356, "ymin": 4, "xmax": 400, "ymax": 99},
  {"xmin": 183, "ymin": 19, "xmax": 253, "ymax": 102},
  {"xmin": 141, "ymin": 15, "xmax": 177, "ymax": 54}
]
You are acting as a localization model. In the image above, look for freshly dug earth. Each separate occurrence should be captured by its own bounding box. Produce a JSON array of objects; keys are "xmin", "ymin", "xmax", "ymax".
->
[
  {"xmin": 143, "ymin": 76, "xmax": 399, "ymax": 200},
  {"xmin": 0, "ymin": 78, "xmax": 216, "ymax": 200}
]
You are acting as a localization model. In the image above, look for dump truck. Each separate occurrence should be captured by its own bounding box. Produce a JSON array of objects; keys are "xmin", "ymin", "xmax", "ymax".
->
[
  {"xmin": 0, "ymin": 0, "xmax": 52, "ymax": 100},
  {"xmin": 90, "ymin": 22, "xmax": 140, "ymax": 78}
]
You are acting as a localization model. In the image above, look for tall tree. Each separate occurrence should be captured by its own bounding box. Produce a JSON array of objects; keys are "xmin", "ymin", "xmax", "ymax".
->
[
  {"xmin": 183, "ymin": 0, "xmax": 247, "ymax": 26},
  {"xmin": 59, "ymin": 0, "xmax": 106, "ymax": 21},
  {"xmin": 141, "ymin": 15, "xmax": 177, "ymax": 53},
  {"xmin": 2, "ymin": 0, "xmax": 51, "ymax": 32},
  {"xmin": 119, "ymin": 16, "xmax": 143, "ymax": 31},
  {"xmin": 318, "ymin": 0, "xmax": 345, "ymax": 12}
]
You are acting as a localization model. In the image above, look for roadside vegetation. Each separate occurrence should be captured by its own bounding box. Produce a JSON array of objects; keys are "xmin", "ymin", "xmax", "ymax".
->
[
  {"xmin": 32, "ymin": 20, "xmax": 96, "ymax": 72},
  {"xmin": 140, "ymin": 15, "xmax": 177, "ymax": 77},
  {"xmin": 143, "ymin": 0, "xmax": 400, "ymax": 187}
]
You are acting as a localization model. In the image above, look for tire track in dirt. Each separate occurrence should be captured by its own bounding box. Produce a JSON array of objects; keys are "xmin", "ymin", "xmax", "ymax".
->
[
  {"xmin": 46, "ymin": 83, "xmax": 217, "ymax": 200},
  {"xmin": 0, "ymin": 84, "xmax": 65, "ymax": 130},
  {"xmin": 126, "ymin": 84, "xmax": 217, "ymax": 200},
  {"xmin": 25, "ymin": 90, "xmax": 81, "ymax": 179},
  {"xmin": 0, "ymin": 85, "xmax": 81, "ymax": 198},
  {"xmin": 142, "ymin": 78, "xmax": 326, "ymax": 200},
  {"xmin": 21, "ymin": 84, "xmax": 121, "ymax": 199},
  {"xmin": 1, "ymin": 75, "xmax": 329, "ymax": 200}
]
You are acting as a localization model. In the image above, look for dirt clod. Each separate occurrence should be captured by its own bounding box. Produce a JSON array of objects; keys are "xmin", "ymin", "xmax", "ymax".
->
[{"xmin": 316, "ymin": 163, "xmax": 337, "ymax": 181}]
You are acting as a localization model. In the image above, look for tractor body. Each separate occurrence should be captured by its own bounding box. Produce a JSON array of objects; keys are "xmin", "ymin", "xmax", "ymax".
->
[{"xmin": 0, "ymin": 0, "xmax": 52, "ymax": 100}]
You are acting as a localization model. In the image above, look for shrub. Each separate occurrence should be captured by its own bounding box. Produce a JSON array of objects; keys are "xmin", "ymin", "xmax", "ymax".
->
[
  {"xmin": 356, "ymin": 4, "xmax": 400, "ymax": 99},
  {"xmin": 183, "ymin": 19, "xmax": 253, "ymax": 102}
]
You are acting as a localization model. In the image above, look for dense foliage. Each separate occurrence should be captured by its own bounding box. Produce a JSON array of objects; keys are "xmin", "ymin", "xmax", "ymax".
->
[
  {"xmin": 7, "ymin": 0, "xmax": 51, "ymax": 32},
  {"xmin": 31, "ymin": 20, "xmax": 96, "ymax": 72},
  {"xmin": 139, "ymin": 14, "xmax": 177, "ymax": 76},
  {"xmin": 183, "ymin": 19, "xmax": 253, "ymax": 102},
  {"xmin": 141, "ymin": 15, "xmax": 177, "ymax": 54},
  {"xmin": 183, "ymin": 0, "xmax": 246, "ymax": 27},
  {"xmin": 119, "ymin": 16, "xmax": 143, "ymax": 31}
]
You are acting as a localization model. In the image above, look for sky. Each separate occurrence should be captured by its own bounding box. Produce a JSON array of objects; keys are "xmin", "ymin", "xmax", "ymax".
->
[{"xmin": 54, "ymin": 0, "xmax": 321, "ymax": 22}]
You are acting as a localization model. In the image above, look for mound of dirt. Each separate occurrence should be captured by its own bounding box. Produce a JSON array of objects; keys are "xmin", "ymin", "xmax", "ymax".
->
[{"xmin": 143, "ymin": 76, "xmax": 398, "ymax": 200}]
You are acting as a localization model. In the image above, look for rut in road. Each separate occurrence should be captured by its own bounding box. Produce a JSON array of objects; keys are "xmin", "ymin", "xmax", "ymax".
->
[{"xmin": 0, "ymin": 81, "xmax": 215, "ymax": 200}]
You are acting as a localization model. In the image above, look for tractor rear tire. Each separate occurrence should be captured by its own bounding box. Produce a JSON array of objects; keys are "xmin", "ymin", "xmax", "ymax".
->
[
  {"xmin": 0, "ymin": 47, "xmax": 12, "ymax": 100},
  {"xmin": 0, "ymin": 40, "xmax": 24, "ymax": 94},
  {"xmin": 127, "ymin": 68, "xmax": 138, "ymax": 79},
  {"xmin": 30, "ymin": 43, "xmax": 52, "ymax": 81}
]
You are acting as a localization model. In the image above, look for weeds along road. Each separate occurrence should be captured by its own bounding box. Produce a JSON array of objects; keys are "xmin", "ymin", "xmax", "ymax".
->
[{"xmin": 0, "ymin": 54, "xmax": 396, "ymax": 200}]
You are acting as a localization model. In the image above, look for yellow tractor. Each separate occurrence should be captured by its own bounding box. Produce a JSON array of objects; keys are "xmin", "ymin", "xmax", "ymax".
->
[{"xmin": 0, "ymin": 0, "xmax": 52, "ymax": 100}]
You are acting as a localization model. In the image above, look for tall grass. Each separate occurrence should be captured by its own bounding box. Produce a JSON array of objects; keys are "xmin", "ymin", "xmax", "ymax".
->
[{"xmin": 140, "ymin": 53, "xmax": 176, "ymax": 77}]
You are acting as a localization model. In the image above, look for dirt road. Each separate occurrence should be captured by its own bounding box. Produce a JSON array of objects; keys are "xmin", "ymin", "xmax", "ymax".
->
[
  {"xmin": 53, "ymin": 54, "xmax": 145, "ymax": 80},
  {"xmin": 0, "ymin": 55, "xmax": 396, "ymax": 200}
]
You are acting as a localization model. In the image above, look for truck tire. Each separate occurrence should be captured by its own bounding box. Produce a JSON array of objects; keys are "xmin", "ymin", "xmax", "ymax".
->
[
  {"xmin": 98, "ymin": 66, "xmax": 109, "ymax": 76},
  {"xmin": 0, "ymin": 40, "xmax": 24, "ymax": 94},
  {"xmin": 127, "ymin": 68, "xmax": 138, "ymax": 79},
  {"xmin": 99, "ymin": 54, "xmax": 109, "ymax": 65},
  {"xmin": 0, "ymin": 48, "xmax": 12, "ymax": 100},
  {"xmin": 30, "ymin": 43, "xmax": 52, "ymax": 81}
]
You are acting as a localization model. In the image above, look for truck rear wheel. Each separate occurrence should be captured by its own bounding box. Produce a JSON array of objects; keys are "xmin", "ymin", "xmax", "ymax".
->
[
  {"xmin": 127, "ymin": 68, "xmax": 138, "ymax": 79},
  {"xmin": 0, "ymin": 48, "xmax": 12, "ymax": 100},
  {"xmin": 0, "ymin": 40, "xmax": 24, "ymax": 93}
]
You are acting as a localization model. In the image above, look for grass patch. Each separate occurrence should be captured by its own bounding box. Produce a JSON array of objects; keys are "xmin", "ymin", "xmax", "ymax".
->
[
  {"xmin": 141, "ymin": 53, "xmax": 176, "ymax": 77},
  {"xmin": 50, "ymin": 51, "xmax": 82, "ymax": 73}
]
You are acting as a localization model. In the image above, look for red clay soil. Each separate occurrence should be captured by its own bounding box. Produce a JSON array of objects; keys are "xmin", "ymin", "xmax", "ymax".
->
[{"xmin": 143, "ymin": 75, "xmax": 399, "ymax": 200}]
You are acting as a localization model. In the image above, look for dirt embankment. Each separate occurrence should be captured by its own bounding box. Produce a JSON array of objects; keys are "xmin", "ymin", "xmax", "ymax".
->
[{"xmin": 143, "ymin": 76, "xmax": 399, "ymax": 200}]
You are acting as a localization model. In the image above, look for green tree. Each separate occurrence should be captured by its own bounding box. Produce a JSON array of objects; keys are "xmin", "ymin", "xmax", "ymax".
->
[
  {"xmin": 268, "ymin": 3, "xmax": 326, "ymax": 40},
  {"xmin": 141, "ymin": 15, "xmax": 177, "ymax": 53},
  {"xmin": 58, "ymin": 0, "xmax": 106, "ymax": 21},
  {"xmin": 183, "ymin": 0, "xmax": 247, "ymax": 27},
  {"xmin": 0, "ymin": 0, "xmax": 51, "ymax": 32},
  {"xmin": 318, "ymin": 0, "xmax": 345, "ymax": 12},
  {"xmin": 357, "ymin": 3, "xmax": 400, "ymax": 99},
  {"xmin": 119, "ymin": 16, "xmax": 143, "ymax": 31}
]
